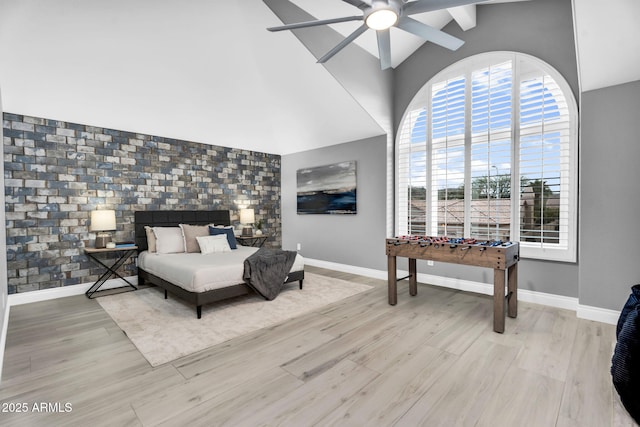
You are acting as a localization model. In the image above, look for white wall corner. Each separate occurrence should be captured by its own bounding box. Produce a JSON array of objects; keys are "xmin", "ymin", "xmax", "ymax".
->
[
  {"xmin": 0, "ymin": 300, "xmax": 9, "ymax": 383},
  {"xmin": 0, "ymin": 85, "xmax": 7, "ymax": 383}
]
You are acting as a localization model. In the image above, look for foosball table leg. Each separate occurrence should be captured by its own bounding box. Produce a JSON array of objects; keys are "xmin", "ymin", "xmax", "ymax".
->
[
  {"xmin": 409, "ymin": 258, "xmax": 417, "ymax": 296},
  {"xmin": 388, "ymin": 255, "xmax": 397, "ymax": 305},
  {"xmin": 493, "ymin": 269, "xmax": 506, "ymax": 334},
  {"xmin": 507, "ymin": 263, "xmax": 518, "ymax": 318}
]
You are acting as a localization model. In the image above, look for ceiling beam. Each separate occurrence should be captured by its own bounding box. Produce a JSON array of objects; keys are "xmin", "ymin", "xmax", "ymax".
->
[{"xmin": 447, "ymin": 4, "xmax": 477, "ymax": 31}]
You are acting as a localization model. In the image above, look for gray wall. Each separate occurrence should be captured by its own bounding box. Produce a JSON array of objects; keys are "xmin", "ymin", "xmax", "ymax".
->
[
  {"xmin": 392, "ymin": 0, "xmax": 580, "ymax": 297},
  {"xmin": 580, "ymin": 80, "xmax": 640, "ymax": 310},
  {"xmin": 282, "ymin": 135, "xmax": 387, "ymax": 270}
]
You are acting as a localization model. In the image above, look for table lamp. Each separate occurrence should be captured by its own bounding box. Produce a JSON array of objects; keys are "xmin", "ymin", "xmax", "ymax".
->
[
  {"xmin": 90, "ymin": 209, "xmax": 116, "ymax": 248},
  {"xmin": 240, "ymin": 208, "xmax": 255, "ymax": 236}
]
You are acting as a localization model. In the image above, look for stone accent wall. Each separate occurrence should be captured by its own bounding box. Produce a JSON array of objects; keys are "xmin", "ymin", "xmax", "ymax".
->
[{"xmin": 3, "ymin": 113, "xmax": 281, "ymax": 294}]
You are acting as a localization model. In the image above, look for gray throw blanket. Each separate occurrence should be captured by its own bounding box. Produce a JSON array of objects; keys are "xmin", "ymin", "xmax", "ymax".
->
[{"xmin": 243, "ymin": 248, "xmax": 297, "ymax": 300}]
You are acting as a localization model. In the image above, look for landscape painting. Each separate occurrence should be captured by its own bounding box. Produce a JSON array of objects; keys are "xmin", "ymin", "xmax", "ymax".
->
[{"xmin": 297, "ymin": 161, "xmax": 357, "ymax": 214}]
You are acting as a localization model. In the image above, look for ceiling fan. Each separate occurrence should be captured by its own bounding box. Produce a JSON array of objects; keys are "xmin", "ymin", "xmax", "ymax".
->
[{"xmin": 267, "ymin": 0, "xmax": 485, "ymax": 70}]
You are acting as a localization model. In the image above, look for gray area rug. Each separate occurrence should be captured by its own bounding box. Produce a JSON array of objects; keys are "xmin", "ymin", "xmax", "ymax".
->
[{"xmin": 97, "ymin": 272, "xmax": 373, "ymax": 366}]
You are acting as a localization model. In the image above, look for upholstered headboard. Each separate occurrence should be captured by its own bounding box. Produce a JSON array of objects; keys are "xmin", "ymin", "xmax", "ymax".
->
[{"xmin": 134, "ymin": 210, "xmax": 232, "ymax": 251}]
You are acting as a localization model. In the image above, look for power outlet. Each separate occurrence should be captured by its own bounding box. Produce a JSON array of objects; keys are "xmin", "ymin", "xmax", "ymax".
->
[
  {"xmin": 427, "ymin": 260, "xmax": 434, "ymax": 266},
  {"xmin": 297, "ymin": 243, "xmax": 301, "ymax": 251}
]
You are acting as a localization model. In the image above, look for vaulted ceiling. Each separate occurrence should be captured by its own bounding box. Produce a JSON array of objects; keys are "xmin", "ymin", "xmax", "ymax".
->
[{"xmin": 0, "ymin": 0, "xmax": 638, "ymax": 155}]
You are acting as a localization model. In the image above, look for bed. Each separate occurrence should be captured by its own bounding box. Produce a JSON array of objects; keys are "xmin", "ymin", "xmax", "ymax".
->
[{"xmin": 134, "ymin": 210, "xmax": 305, "ymax": 318}]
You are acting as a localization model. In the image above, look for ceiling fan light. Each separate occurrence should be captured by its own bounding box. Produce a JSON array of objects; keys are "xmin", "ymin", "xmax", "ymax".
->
[{"xmin": 365, "ymin": 9, "xmax": 398, "ymax": 30}]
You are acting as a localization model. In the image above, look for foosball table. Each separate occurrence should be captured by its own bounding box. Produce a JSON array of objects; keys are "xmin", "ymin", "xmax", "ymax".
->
[{"xmin": 386, "ymin": 236, "xmax": 519, "ymax": 333}]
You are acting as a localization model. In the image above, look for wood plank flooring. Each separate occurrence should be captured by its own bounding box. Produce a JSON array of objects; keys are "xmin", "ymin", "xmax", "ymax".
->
[{"xmin": 0, "ymin": 266, "xmax": 635, "ymax": 426}]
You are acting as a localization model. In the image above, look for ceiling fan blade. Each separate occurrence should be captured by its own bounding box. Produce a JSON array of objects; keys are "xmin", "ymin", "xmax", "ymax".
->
[
  {"xmin": 397, "ymin": 16, "xmax": 465, "ymax": 50},
  {"xmin": 267, "ymin": 15, "xmax": 363, "ymax": 32},
  {"xmin": 376, "ymin": 29, "xmax": 392, "ymax": 70},
  {"xmin": 403, "ymin": 0, "xmax": 483, "ymax": 15},
  {"xmin": 318, "ymin": 24, "xmax": 369, "ymax": 63},
  {"xmin": 341, "ymin": 0, "xmax": 371, "ymax": 10}
]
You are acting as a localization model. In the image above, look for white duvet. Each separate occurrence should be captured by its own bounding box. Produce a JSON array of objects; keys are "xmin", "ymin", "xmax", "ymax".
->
[{"xmin": 138, "ymin": 246, "xmax": 304, "ymax": 293}]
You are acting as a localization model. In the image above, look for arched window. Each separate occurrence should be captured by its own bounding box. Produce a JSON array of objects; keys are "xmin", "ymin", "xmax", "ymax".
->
[{"xmin": 396, "ymin": 52, "xmax": 577, "ymax": 262}]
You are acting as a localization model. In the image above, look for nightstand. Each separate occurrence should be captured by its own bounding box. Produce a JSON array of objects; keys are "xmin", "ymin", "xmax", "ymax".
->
[
  {"xmin": 236, "ymin": 235, "xmax": 269, "ymax": 248},
  {"xmin": 84, "ymin": 246, "xmax": 138, "ymax": 298}
]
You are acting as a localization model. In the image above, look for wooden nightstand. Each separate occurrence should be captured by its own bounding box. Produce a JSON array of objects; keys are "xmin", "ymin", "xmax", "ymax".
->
[
  {"xmin": 235, "ymin": 235, "xmax": 269, "ymax": 248},
  {"xmin": 84, "ymin": 246, "xmax": 138, "ymax": 298}
]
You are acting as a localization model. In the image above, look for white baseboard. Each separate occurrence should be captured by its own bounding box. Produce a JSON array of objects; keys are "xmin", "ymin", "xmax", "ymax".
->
[
  {"xmin": 577, "ymin": 304, "xmax": 621, "ymax": 325},
  {"xmin": 305, "ymin": 258, "xmax": 388, "ymax": 281},
  {"xmin": 8, "ymin": 276, "xmax": 138, "ymax": 307},
  {"xmin": 305, "ymin": 258, "xmax": 619, "ymax": 325}
]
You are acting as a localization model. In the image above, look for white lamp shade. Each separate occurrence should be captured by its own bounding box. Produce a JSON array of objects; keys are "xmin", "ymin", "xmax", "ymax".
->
[
  {"xmin": 240, "ymin": 208, "xmax": 255, "ymax": 225},
  {"xmin": 90, "ymin": 210, "xmax": 116, "ymax": 232}
]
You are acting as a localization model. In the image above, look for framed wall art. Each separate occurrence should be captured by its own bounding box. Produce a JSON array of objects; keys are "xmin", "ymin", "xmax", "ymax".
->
[{"xmin": 296, "ymin": 161, "xmax": 357, "ymax": 214}]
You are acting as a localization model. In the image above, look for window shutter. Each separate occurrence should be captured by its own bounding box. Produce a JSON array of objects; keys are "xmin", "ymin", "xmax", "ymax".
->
[
  {"xmin": 397, "ymin": 108, "xmax": 427, "ymax": 235},
  {"xmin": 518, "ymin": 73, "xmax": 571, "ymax": 248},
  {"xmin": 431, "ymin": 76, "xmax": 465, "ymax": 237},
  {"xmin": 470, "ymin": 61, "xmax": 513, "ymax": 241}
]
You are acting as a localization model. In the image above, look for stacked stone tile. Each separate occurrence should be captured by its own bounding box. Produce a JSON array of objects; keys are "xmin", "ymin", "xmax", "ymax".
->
[{"xmin": 3, "ymin": 113, "xmax": 281, "ymax": 294}]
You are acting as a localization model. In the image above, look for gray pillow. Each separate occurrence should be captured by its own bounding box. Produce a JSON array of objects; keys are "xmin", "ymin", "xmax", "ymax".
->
[{"xmin": 179, "ymin": 224, "xmax": 211, "ymax": 253}]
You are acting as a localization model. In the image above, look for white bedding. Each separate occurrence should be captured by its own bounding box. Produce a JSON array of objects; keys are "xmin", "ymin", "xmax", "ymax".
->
[{"xmin": 138, "ymin": 246, "xmax": 304, "ymax": 293}]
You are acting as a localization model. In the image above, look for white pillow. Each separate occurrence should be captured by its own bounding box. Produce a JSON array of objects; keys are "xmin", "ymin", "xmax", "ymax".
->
[
  {"xmin": 196, "ymin": 234, "xmax": 231, "ymax": 254},
  {"xmin": 152, "ymin": 227, "xmax": 185, "ymax": 254}
]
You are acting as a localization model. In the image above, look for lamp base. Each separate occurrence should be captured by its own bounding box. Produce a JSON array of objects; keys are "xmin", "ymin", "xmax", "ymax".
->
[
  {"xmin": 242, "ymin": 226, "xmax": 253, "ymax": 237},
  {"xmin": 95, "ymin": 233, "xmax": 112, "ymax": 249}
]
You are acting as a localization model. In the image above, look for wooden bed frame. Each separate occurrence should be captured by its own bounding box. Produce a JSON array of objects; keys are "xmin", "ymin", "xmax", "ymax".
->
[{"xmin": 134, "ymin": 210, "xmax": 304, "ymax": 318}]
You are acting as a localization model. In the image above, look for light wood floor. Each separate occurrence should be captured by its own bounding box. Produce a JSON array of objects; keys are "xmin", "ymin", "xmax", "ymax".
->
[{"xmin": 0, "ymin": 266, "xmax": 636, "ymax": 426}]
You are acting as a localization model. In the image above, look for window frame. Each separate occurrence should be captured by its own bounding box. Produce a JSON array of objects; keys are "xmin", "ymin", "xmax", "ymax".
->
[{"xmin": 395, "ymin": 52, "xmax": 578, "ymax": 262}]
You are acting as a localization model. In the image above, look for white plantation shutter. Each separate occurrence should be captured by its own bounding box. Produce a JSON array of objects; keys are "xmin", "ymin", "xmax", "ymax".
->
[
  {"xmin": 431, "ymin": 76, "xmax": 466, "ymax": 237},
  {"xmin": 518, "ymin": 71, "xmax": 573, "ymax": 255},
  {"xmin": 396, "ymin": 52, "xmax": 577, "ymax": 262},
  {"xmin": 470, "ymin": 61, "xmax": 513, "ymax": 241},
  {"xmin": 397, "ymin": 108, "xmax": 428, "ymax": 235}
]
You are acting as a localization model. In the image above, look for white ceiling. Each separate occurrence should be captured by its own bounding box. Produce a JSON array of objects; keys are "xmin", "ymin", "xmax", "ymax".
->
[
  {"xmin": 0, "ymin": 0, "xmax": 638, "ymax": 155},
  {"xmin": 572, "ymin": 0, "xmax": 640, "ymax": 92}
]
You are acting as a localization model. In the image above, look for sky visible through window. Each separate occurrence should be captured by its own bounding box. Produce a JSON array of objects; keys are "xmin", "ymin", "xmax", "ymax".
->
[{"xmin": 407, "ymin": 61, "xmax": 563, "ymax": 191}]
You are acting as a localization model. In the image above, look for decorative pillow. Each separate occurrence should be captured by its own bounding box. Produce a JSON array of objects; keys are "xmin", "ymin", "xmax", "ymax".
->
[
  {"xmin": 209, "ymin": 226, "xmax": 238, "ymax": 249},
  {"xmin": 152, "ymin": 227, "xmax": 185, "ymax": 254},
  {"xmin": 179, "ymin": 224, "xmax": 211, "ymax": 253},
  {"xmin": 196, "ymin": 234, "xmax": 232, "ymax": 254},
  {"xmin": 144, "ymin": 226, "xmax": 157, "ymax": 253},
  {"xmin": 611, "ymin": 285, "xmax": 640, "ymax": 424}
]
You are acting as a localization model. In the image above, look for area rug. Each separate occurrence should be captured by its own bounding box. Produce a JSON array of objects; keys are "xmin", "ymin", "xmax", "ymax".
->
[{"xmin": 97, "ymin": 273, "xmax": 373, "ymax": 366}]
